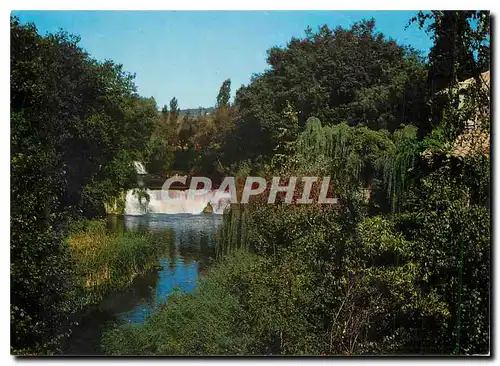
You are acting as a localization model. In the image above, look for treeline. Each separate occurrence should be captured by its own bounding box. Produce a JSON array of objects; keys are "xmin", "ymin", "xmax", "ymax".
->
[
  {"xmin": 146, "ymin": 81, "xmax": 235, "ymax": 180},
  {"xmin": 147, "ymin": 14, "xmax": 486, "ymax": 177},
  {"xmin": 102, "ymin": 11, "xmax": 491, "ymax": 355},
  {"xmin": 145, "ymin": 18, "xmax": 431, "ymax": 181},
  {"xmin": 150, "ymin": 13, "xmax": 490, "ymax": 184}
]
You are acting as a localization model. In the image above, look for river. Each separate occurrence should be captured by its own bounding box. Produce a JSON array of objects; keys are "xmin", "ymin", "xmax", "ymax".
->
[{"xmin": 63, "ymin": 213, "xmax": 223, "ymax": 355}]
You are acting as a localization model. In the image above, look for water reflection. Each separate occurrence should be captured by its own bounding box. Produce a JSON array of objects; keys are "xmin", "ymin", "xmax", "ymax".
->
[{"xmin": 113, "ymin": 214, "xmax": 222, "ymax": 323}]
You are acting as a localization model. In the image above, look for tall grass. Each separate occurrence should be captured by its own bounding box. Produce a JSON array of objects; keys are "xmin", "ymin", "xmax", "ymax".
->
[{"xmin": 67, "ymin": 220, "xmax": 173, "ymax": 305}]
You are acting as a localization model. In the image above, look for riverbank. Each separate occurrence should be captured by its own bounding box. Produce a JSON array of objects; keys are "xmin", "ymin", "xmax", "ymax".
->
[
  {"xmin": 50, "ymin": 219, "xmax": 172, "ymax": 354},
  {"xmin": 63, "ymin": 214, "xmax": 222, "ymax": 355},
  {"xmin": 68, "ymin": 219, "xmax": 173, "ymax": 306},
  {"xmin": 101, "ymin": 183, "xmax": 491, "ymax": 356},
  {"xmin": 102, "ymin": 250, "xmax": 258, "ymax": 355}
]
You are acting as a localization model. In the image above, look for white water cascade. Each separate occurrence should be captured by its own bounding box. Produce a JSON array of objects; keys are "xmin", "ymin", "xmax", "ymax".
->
[
  {"xmin": 133, "ymin": 161, "xmax": 147, "ymax": 175},
  {"xmin": 124, "ymin": 189, "xmax": 232, "ymax": 216},
  {"xmin": 126, "ymin": 162, "xmax": 231, "ymax": 215}
]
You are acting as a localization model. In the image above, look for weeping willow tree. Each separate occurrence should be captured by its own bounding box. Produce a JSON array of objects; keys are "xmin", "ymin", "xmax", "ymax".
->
[
  {"xmin": 381, "ymin": 125, "xmax": 420, "ymax": 212},
  {"xmin": 216, "ymin": 204, "xmax": 251, "ymax": 259},
  {"xmin": 295, "ymin": 117, "xmax": 394, "ymax": 197},
  {"xmin": 294, "ymin": 117, "xmax": 420, "ymax": 211}
]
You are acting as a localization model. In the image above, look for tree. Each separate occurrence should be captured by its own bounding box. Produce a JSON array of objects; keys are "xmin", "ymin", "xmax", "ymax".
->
[
  {"xmin": 216, "ymin": 78, "xmax": 231, "ymax": 109},
  {"xmin": 411, "ymin": 11, "xmax": 490, "ymax": 132},
  {"xmin": 161, "ymin": 104, "xmax": 169, "ymax": 116},
  {"xmin": 169, "ymin": 96, "xmax": 180, "ymax": 125},
  {"xmin": 177, "ymin": 112, "xmax": 196, "ymax": 149},
  {"xmin": 413, "ymin": 11, "xmax": 489, "ymax": 93}
]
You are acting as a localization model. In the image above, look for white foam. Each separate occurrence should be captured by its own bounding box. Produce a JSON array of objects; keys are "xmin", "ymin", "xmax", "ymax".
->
[
  {"xmin": 124, "ymin": 189, "xmax": 231, "ymax": 216},
  {"xmin": 133, "ymin": 161, "xmax": 147, "ymax": 175}
]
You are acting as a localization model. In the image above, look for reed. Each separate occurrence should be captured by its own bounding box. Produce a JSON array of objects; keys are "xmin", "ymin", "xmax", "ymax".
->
[{"xmin": 67, "ymin": 220, "xmax": 173, "ymax": 305}]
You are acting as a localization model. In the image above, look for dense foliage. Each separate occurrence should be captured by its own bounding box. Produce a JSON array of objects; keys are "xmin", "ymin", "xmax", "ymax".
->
[{"xmin": 104, "ymin": 132, "xmax": 489, "ymax": 355}]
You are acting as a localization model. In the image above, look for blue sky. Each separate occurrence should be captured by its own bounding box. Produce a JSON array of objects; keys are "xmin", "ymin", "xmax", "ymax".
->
[{"xmin": 13, "ymin": 11, "xmax": 433, "ymax": 109}]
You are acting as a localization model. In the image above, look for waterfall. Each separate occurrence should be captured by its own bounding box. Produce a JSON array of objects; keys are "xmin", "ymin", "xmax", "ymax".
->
[
  {"xmin": 133, "ymin": 161, "xmax": 147, "ymax": 175},
  {"xmin": 124, "ymin": 189, "xmax": 231, "ymax": 216},
  {"xmin": 125, "ymin": 162, "xmax": 231, "ymax": 215},
  {"xmin": 124, "ymin": 189, "xmax": 149, "ymax": 216}
]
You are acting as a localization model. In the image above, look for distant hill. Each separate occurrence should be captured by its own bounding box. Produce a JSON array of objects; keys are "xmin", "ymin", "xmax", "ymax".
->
[{"xmin": 178, "ymin": 107, "xmax": 215, "ymax": 117}]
